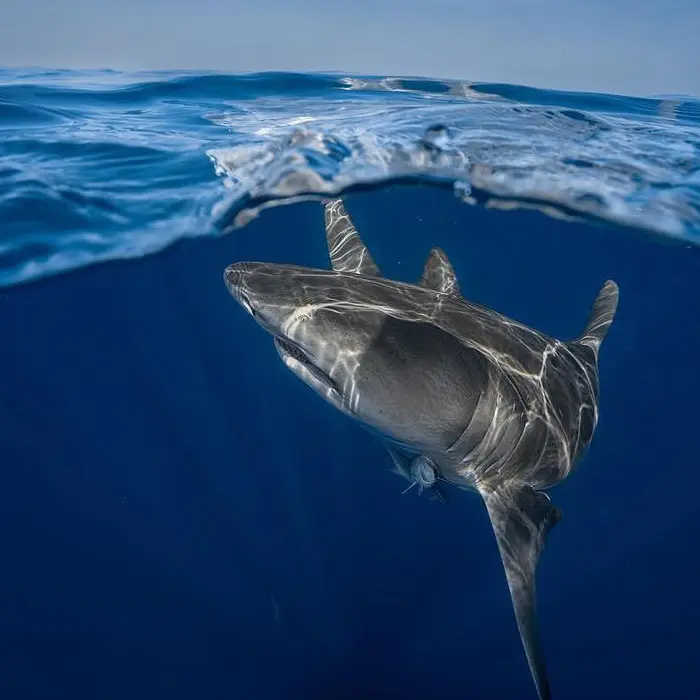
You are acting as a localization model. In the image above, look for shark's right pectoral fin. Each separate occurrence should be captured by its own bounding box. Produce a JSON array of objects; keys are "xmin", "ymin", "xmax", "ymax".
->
[
  {"xmin": 323, "ymin": 198, "xmax": 381, "ymax": 277},
  {"xmin": 479, "ymin": 480, "xmax": 561, "ymax": 700}
]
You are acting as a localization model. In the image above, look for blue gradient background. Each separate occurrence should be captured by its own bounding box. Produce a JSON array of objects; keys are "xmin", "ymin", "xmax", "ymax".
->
[{"xmin": 2, "ymin": 3, "xmax": 700, "ymax": 698}]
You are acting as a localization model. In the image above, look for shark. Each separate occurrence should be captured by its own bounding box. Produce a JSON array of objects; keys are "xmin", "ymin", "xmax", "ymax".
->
[{"xmin": 224, "ymin": 197, "xmax": 619, "ymax": 699}]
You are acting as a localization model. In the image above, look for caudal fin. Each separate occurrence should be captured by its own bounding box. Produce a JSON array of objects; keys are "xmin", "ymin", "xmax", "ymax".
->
[
  {"xmin": 576, "ymin": 280, "xmax": 619, "ymax": 353},
  {"xmin": 479, "ymin": 481, "xmax": 561, "ymax": 700}
]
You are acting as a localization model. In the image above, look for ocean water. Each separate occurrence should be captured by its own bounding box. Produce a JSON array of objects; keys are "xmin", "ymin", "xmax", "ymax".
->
[{"xmin": 1, "ymin": 69, "xmax": 700, "ymax": 699}]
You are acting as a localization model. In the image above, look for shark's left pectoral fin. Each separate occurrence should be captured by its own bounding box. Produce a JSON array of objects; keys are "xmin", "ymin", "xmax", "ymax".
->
[
  {"xmin": 419, "ymin": 247, "xmax": 460, "ymax": 296},
  {"xmin": 323, "ymin": 198, "xmax": 381, "ymax": 277},
  {"xmin": 479, "ymin": 481, "xmax": 561, "ymax": 700}
]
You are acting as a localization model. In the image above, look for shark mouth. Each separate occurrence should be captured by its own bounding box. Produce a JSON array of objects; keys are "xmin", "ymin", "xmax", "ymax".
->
[{"xmin": 273, "ymin": 337, "xmax": 339, "ymax": 395}]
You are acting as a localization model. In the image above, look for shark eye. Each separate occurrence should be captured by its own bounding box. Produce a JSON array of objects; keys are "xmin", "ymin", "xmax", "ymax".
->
[{"xmin": 297, "ymin": 298, "xmax": 315, "ymax": 322}]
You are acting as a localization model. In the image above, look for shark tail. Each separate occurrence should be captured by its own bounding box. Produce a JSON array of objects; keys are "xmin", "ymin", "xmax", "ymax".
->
[
  {"xmin": 575, "ymin": 280, "xmax": 619, "ymax": 353},
  {"xmin": 479, "ymin": 480, "xmax": 561, "ymax": 700}
]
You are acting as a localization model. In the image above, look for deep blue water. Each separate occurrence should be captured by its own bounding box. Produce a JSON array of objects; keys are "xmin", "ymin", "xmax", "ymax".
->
[{"xmin": 1, "ymin": 70, "xmax": 700, "ymax": 699}]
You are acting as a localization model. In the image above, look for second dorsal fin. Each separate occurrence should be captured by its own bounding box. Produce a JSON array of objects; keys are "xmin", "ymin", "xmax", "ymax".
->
[
  {"xmin": 419, "ymin": 247, "xmax": 460, "ymax": 295},
  {"xmin": 575, "ymin": 280, "xmax": 619, "ymax": 354},
  {"xmin": 323, "ymin": 198, "xmax": 380, "ymax": 277}
]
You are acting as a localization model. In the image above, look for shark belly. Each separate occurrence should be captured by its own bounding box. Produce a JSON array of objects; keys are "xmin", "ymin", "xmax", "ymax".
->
[{"xmin": 349, "ymin": 317, "xmax": 491, "ymax": 453}]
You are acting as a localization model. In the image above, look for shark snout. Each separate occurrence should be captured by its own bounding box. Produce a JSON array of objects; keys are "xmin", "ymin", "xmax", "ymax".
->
[
  {"xmin": 224, "ymin": 261, "xmax": 253, "ymax": 293},
  {"xmin": 223, "ymin": 262, "xmax": 284, "ymax": 336},
  {"xmin": 224, "ymin": 262, "xmax": 260, "ymax": 316}
]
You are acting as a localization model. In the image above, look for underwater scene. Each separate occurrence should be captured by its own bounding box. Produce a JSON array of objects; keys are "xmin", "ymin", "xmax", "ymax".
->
[{"xmin": 1, "ymin": 70, "xmax": 700, "ymax": 699}]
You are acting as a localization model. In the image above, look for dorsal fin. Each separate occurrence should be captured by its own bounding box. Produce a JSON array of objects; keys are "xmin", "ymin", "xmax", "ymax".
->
[
  {"xmin": 419, "ymin": 247, "xmax": 460, "ymax": 295},
  {"xmin": 323, "ymin": 198, "xmax": 380, "ymax": 276},
  {"xmin": 576, "ymin": 280, "xmax": 619, "ymax": 353},
  {"xmin": 479, "ymin": 481, "xmax": 561, "ymax": 700}
]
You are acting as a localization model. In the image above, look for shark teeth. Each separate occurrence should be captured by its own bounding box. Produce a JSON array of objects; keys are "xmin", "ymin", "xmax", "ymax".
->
[{"xmin": 273, "ymin": 336, "xmax": 339, "ymax": 394}]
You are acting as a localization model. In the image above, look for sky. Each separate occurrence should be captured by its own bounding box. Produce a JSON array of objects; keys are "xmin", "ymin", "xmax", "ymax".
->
[{"xmin": 2, "ymin": 0, "xmax": 699, "ymax": 97}]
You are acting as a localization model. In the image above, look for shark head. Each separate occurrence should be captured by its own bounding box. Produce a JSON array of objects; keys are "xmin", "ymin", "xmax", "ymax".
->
[{"xmin": 224, "ymin": 260, "xmax": 387, "ymax": 418}]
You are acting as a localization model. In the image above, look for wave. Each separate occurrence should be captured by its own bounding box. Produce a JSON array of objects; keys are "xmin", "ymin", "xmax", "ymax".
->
[{"xmin": 1, "ymin": 69, "xmax": 699, "ymax": 287}]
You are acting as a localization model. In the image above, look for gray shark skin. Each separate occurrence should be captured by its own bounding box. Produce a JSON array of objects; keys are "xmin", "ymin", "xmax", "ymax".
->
[{"xmin": 224, "ymin": 198, "xmax": 619, "ymax": 700}]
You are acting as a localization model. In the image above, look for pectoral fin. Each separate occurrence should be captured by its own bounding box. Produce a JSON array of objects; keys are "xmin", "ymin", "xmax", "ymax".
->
[
  {"xmin": 418, "ymin": 247, "xmax": 460, "ymax": 296},
  {"xmin": 323, "ymin": 198, "xmax": 381, "ymax": 276},
  {"xmin": 479, "ymin": 480, "xmax": 561, "ymax": 700}
]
